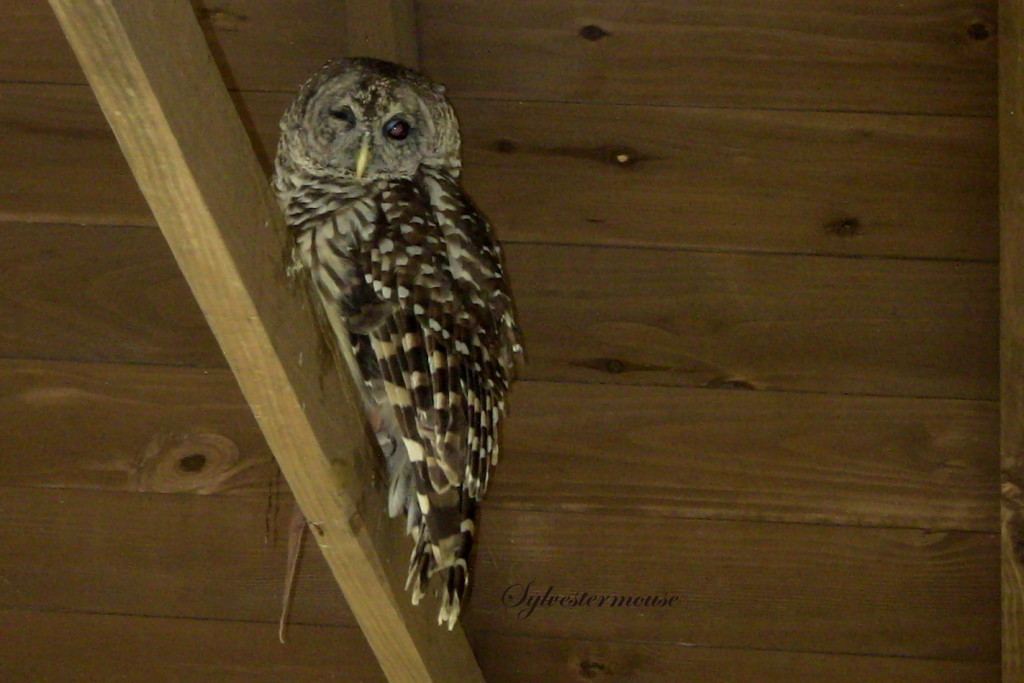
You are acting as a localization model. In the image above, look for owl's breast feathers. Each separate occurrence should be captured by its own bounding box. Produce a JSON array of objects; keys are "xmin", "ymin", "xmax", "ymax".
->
[{"xmin": 279, "ymin": 164, "xmax": 521, "ymax": 627}]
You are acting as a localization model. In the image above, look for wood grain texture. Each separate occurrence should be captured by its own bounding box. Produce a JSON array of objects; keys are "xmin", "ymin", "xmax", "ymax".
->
[
  {"xmin": 46, "ymin": 1, "xmax": 481, "ymax": 680},
  {"xmin": 0, "ymin": 609, "xmax": 385, "ymax": 682},
  {"xmin": 1, "ymin": 608, "xmax": 995, "ymax": 683},
  {"xmin": 0, "ymin": 223, "xmax": 997, "ymax": 400},
  {"xmin": 0, "ymin": 358, "xmax": 996, "ymax": 531},
  {"xmin": 465, "ymin": 510, "xmax": 999, "ymax": 661},
  {"xmin": 0, "ymin": 486, "xmax": 998, "ymax": 661},
  {"xmin": 342, "ymin": 0, "xmax": 417, "ymax": 68},
  {"xmin": 2, "ymin": 0, "xmax": 997, "ymax": 115},
  {"xmin": 0, "ymin": 83, "xmax": 998, "ymax": 260},
  {"xmin": 419, "ymin": 0, "xmax": 997, "ymax": 115},
  {"xmin": 0, "ymin": 84, "xmax": 153, "ymax": 226},
  {"xmin": 457, "ymin": 100, "xmax": 998, "ymax": 259},
  {"xmin": 0, "ymin": 358, "xmax": 273, "ymax": 495},
  {"xmin": 507, "ymin": 244, "xmax": 998, "ymax": 400},
  {"xmin": 0, "ymin": 223, "xmax": 224, "ymax": 367},
  {"xmin": 0, "ymin": 486, "xmax": 353, "ymax": 626},
  {"xmin": 497, "ymin": 382, "xmax": 997, "ymax": 531},
  {"xmin": 1001, "ymin": 0, "xmax": 1024, "ymax": 677},
  {"xmin": 469, "ymin": 633, "xmax": 1000, "ymax": 683},
  {"xmin": 0, "ymin": 0, "xmax": 362, "ymax": 90}
]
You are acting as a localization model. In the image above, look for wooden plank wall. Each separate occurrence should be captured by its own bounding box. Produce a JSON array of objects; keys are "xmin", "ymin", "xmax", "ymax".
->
[
  {"xmin": 1002, "ymin": 0, "xmax": 1024, "ymax": 677},
  {"xmin": 0, "ymin": 1, "xmax": 999, "ymax": 680}
]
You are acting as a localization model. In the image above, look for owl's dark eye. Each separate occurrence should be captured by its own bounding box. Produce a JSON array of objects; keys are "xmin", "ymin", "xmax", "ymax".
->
[
  {"xmin": 384, "ymin": 117, "xmax": 410, "ymax": 140},
  {"xmin": 328, "ymin": 106, "xmax": 356, "ymax": 129}
]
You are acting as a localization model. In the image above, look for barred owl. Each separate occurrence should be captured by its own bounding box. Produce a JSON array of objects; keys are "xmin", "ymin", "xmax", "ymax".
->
[{"xmin": 272, "ymin": 58, "xmax": 522, "ymax": 628}]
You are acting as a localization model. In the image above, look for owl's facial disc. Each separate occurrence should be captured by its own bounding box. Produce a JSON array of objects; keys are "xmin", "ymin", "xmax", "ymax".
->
[
  {"xmin": 286, "ymin": 60, "xmax": 460, "ymax": 180},
  {"xmin": 309, "ymin": 91, "xmax": 422, "ymax": 179}
]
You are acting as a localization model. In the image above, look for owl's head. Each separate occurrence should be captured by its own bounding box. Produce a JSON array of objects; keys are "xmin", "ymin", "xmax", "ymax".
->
[{"xmin": 277, "ymin": 58, "xmax": 461, "ymax": 182}]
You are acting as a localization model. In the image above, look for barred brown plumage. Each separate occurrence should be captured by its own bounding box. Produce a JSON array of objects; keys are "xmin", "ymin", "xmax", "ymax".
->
[{"xmin": 272, "ymin": 57, "xmax": 522, "ymax": 629}]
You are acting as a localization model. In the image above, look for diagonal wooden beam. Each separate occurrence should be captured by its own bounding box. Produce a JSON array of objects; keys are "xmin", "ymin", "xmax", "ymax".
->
[
  {"xmin": 1003, "ymin": 1, "xmax": 1024, "ymax": 679},
  {"xmin": 45, "ymin": 1, "xmax": 483, "ymax": 681}
]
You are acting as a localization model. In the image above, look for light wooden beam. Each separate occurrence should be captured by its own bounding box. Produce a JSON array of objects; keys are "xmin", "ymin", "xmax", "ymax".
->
[
  {"xmin": 45, "ymin": 1, "xmax": 483, "ymax": 681},
  {"xmin": 1003, "ymin": 1, "xmax": 1024, "ymax": 679}
]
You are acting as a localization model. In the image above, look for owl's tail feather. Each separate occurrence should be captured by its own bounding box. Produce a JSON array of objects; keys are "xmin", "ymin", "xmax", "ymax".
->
[
  {"xmin": 437, "ymin": 506, "xmax": 474, "ymax": 629},
  {"xmin": 403, "ymin": 492, "xmax": 476, "ymax": 629},
  {"xmin": 405, "ymin": 522, "xmax": 431, "ymax": 605},
  {"xmin": 438, "ymin": 559, "xmax": 467, "ymax": 629}
]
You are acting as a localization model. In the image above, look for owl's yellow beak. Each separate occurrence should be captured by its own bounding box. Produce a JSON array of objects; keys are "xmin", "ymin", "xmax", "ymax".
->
[{"xmin": 354, "ymin": 133, "xmax": 372, "ymax": 179}]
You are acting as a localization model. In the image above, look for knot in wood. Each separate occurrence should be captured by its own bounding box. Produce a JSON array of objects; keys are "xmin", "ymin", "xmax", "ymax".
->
[
  {"xmin": 579, "ymin": 25, "xmax": 610, "ymax": 41},
  {"xmin": 824, "ymin": 217, "xmax": 862, "ymax": 237},
  {"xmin": 134, "ymin": 432, "xmax": 245, "ymax": 494},
  {"xmin": 492, "ymin": 138, "xmax": 517, "ymax": 154},
  {"xmin": 704, "ymin": 376, "xmax": 758, "ymax": 390},
  {"xmin": 178, "ymin": 453, "xmax": 207, "ymax": 472},
  {"xmin": 966, "ymin": 22, "xmax": 990, "ymax": 41},
  {"xmin": 578, "ymin": 659, "xmax": 608, "ymax": 678}
]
